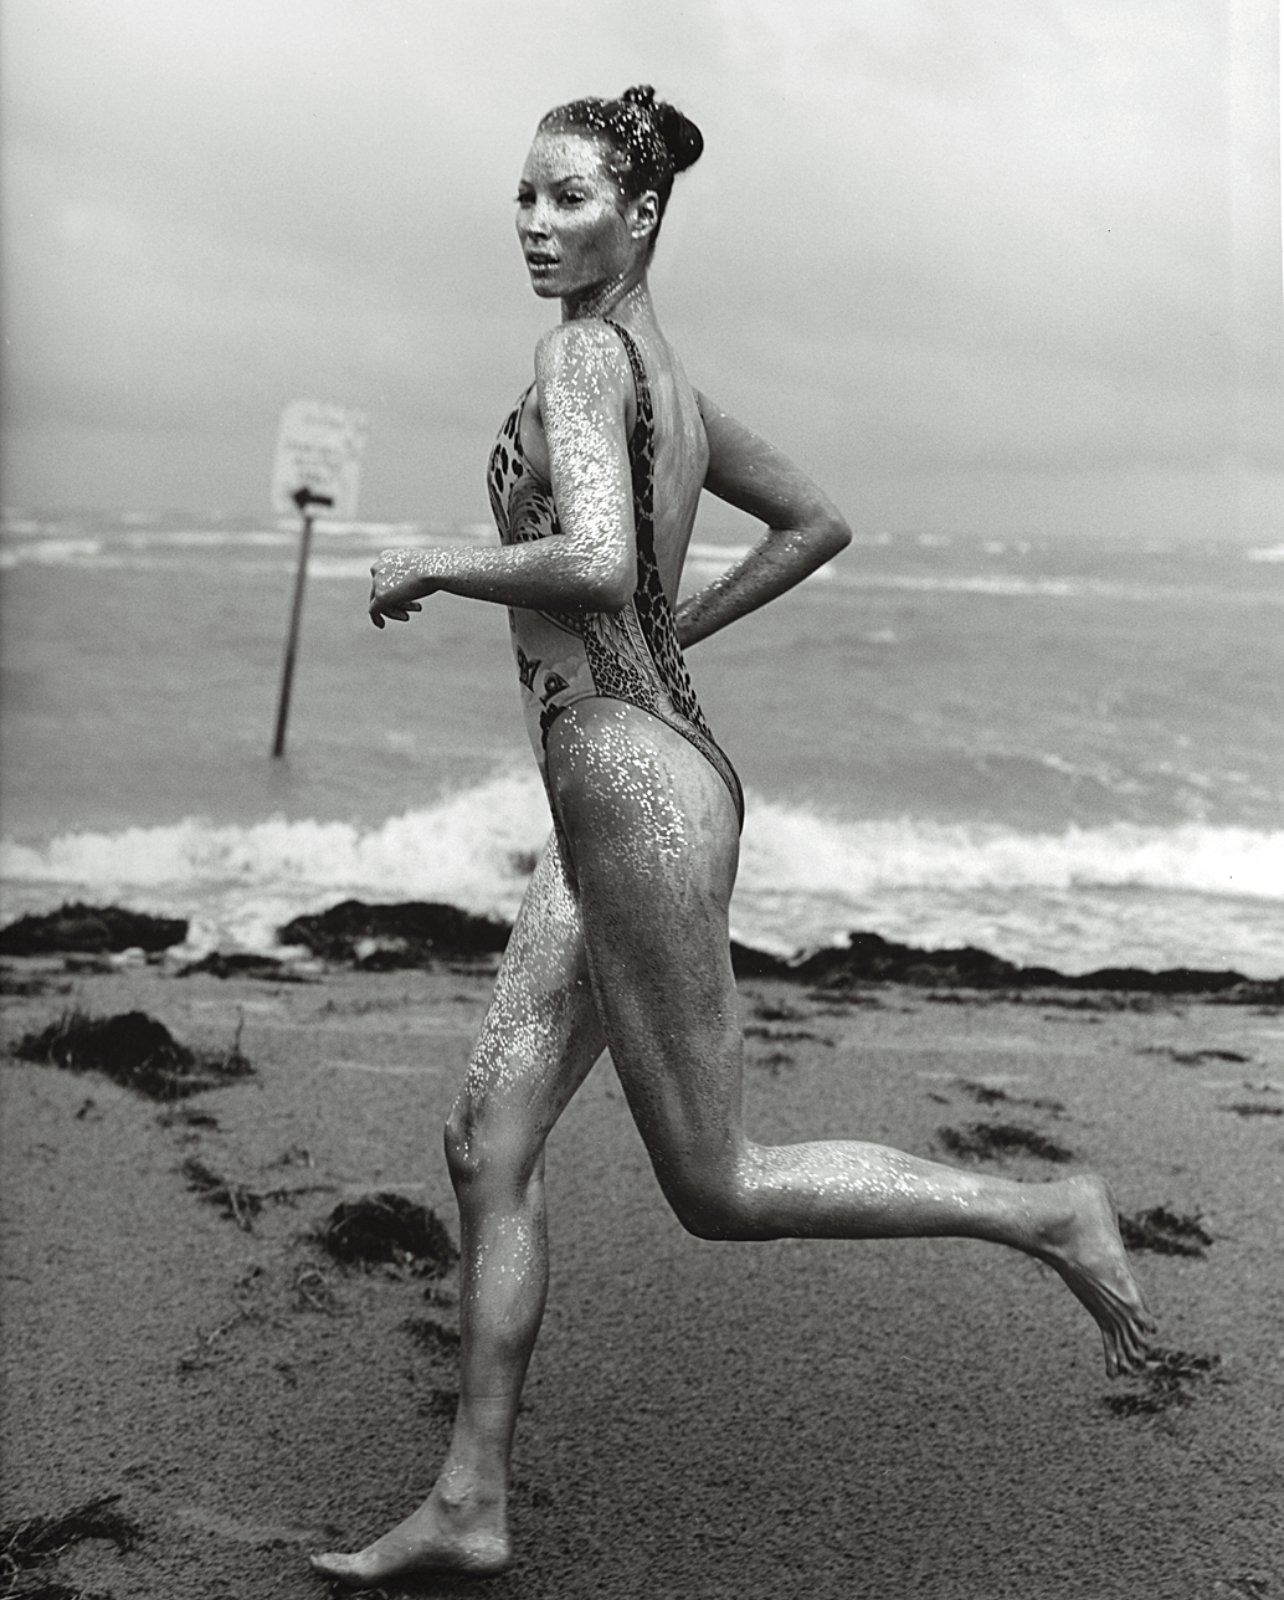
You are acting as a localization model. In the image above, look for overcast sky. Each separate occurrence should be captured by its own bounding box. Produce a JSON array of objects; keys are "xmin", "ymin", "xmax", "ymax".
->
[{"xmin": 2, "ymin": 0, "xmax": 1280, "ymax": 538}]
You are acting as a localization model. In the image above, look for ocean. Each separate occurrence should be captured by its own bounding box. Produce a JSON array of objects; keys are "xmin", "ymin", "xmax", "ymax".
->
[{"xmin": 2, "ymin": 507, "xmax": 1281, "ymax": 976}]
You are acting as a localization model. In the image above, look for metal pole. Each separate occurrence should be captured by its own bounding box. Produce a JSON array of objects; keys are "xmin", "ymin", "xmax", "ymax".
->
[{"xmin": 271, "ymin": 486, "xmax": 331, "ymax": 758}]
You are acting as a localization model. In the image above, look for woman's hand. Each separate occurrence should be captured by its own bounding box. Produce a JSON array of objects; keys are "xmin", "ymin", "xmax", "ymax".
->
[{"xmin": 369, "ymin": 549, "xmax": 437, "ymax": 628}]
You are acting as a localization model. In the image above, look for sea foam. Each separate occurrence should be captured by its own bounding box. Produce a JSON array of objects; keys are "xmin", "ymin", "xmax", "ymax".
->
[{"xmin": 3, "ymin": 771, "xmax": 1281, "ymax": 966}]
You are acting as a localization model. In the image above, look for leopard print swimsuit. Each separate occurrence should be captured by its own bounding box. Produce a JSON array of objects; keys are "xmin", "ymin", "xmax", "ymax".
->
[{"xmin": 487, "ymin": 319, "xmax": 743, "ymax": 828}]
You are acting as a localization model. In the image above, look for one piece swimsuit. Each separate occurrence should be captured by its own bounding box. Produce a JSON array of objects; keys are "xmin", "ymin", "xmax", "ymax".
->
[{"xmin": 486, "ymin": 318, "xmax": 744, "ymax": 829}]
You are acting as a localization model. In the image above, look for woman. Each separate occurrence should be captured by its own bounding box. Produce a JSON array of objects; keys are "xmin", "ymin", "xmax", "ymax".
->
[{"xmin": 312, "ymin": 85, "xmax": 1153, "ymax": 1587}]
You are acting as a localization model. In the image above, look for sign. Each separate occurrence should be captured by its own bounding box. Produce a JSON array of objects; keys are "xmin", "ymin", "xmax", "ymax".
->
[{"xmin": 270, "ymin": 400, "xmax": 368, "ymax": 520}]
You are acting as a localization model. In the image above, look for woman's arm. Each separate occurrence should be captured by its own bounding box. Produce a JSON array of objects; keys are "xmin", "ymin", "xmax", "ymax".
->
[
  {"xmin": 674, "ymin": 393, "xmax": 851, "ymax": 649},
  {"xmin": 369, "ymin": 322, "xmax": 637, "ymax": 627}
]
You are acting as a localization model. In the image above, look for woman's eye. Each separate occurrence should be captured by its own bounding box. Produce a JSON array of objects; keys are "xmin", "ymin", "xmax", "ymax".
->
[
  {"xmin": 514, "ymin": 192, "xmax": 533, "ymax": 206},
  {"xmin": 559, "ymin": 192, "xmax": 584, "ymax": 206}
]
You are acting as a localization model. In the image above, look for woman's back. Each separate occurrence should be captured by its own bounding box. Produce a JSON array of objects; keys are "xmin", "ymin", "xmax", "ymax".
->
[{"xmin": 518, "ymin": 317, "xmax": 708, "ymax": 605}]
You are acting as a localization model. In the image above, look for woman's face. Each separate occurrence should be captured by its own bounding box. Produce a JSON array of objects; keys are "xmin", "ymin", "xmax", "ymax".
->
[{"xmin": 515, "ymin": 130, "xmax": 644, "ymax": 300}]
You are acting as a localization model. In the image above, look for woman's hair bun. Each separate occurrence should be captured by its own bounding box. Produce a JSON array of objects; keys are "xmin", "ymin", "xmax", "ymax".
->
[{"xmin": 621, "ymin": 83, "xmax": 704, "ymax": 174}]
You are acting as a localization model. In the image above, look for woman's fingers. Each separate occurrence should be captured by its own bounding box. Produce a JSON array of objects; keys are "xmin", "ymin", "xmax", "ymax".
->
[
  {"xmin": 369, "ymin": 601, "xmax": 421, "ymax": 625},
  {"xmin": 368, "ymin": 579, "xmax": 423, "ymax": 628}
]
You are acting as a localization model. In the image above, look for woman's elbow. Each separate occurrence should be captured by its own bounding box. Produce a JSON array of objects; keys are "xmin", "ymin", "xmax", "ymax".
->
[
  {"xmin": 813, "ymin": 512, "xmax": 852, "ymax": 560},
  {"xmin": 592, "ymin": 577, "xmax": 634, "ymax": 613},
  {"xmin": 581, "ymin": 554, "xmax": 636, "ymax": 613}
]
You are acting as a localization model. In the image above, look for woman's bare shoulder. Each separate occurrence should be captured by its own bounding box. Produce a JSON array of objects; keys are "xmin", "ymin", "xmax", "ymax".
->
[
  {"xmin": 534, "ymin": 320, "xmax": 633, "ymax": 395},
  {"xmin": 521, "ymin": 323, "xmax": 635, "ymax": 474}
]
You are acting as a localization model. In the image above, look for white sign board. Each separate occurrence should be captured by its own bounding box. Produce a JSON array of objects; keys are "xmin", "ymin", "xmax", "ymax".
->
[{"xmin": 271, "ymin": 400, "xmax": 368, "ymax": 519}]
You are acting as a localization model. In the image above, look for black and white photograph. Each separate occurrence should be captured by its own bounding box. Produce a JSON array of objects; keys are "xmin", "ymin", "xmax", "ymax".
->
[{"xmin": 1, "ymin": 3, "xmax": 1281, "ymax": 1596}]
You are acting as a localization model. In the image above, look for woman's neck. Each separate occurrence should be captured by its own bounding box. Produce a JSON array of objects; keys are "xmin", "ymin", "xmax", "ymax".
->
[{"xmin": 562, "ymin": 273, "xmax": 654, "ymax": 329}]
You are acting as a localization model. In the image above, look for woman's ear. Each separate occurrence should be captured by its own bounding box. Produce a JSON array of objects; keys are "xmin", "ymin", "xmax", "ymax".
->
[{"xmin": 630, "ymin": 191, "xmax": 660, "ymax": 241}]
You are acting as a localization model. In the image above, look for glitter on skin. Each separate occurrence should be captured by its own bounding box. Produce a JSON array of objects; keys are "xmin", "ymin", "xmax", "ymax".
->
[{"xmin": 313, "ymin": 86, "xmax": 1156, "ymax": 1591}]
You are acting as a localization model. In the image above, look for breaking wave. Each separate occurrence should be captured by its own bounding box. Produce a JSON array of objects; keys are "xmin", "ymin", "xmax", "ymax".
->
[{"xmin": 3, "ymin": 772, "xmax": 1281, "ymax": 970}]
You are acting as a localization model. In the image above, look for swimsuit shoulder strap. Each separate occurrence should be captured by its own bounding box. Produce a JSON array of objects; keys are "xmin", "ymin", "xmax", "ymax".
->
[{"xmin": 601, "ymin": 318, "xmax": 654, "ymax": 467}]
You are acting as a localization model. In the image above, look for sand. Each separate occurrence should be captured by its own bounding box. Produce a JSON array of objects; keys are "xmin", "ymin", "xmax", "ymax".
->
[{"xmin": 2, "ymin": 960, "xmax": 1282, "ymax": 1599}]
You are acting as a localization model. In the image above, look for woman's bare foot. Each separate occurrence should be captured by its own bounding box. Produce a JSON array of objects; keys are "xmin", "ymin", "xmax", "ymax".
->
[
  {"xmin": 1027, "ymin": 1173, "xmax": 1156, "ymax": 1376},
  {"xmin": 310, "ymin": 1486, "xmax": 511, "ymax": 1588}
]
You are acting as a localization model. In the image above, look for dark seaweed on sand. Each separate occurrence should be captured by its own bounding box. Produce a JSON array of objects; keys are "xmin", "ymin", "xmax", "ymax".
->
[
  {"xmin": 0, "ymin": 1492, "xmax": 140, "ymax": 1600},
  {"xmin": 745, "ymin": 1024, "xmax": 832, "ymax": 1045},
  {"xmin": 1104, "ymin": 1348, "xmax": 1223, "ymax": 1416},
  {"xmin": 315, "ymin": 1193, "xmax": 459, "ymax": 1278},
  {"xmin": 955, "ymin": 1080, "xmax": 1066, "ymax": 1115},
  {"xmin": 753, "ymin": 1048, "xmax": 800, "ymax": 1077},
  {"xmin": 1220, "ymin": 1101, "xmax": 1284, "ymax": 1118},
  {"xmin": 10, "ymin": 1009, "xmax": 252, "ymax": 1101},
  {"xmin": 937, "ymin": 1122, "xmax": 1074, "ymax": 1163},
  {"xmin": 1117, "ymin": 1206, "xmax": 1214, "ymax": 1257},
  {"xmin": 278, "ymin": 899, "xmax": 511, "ymax": 968},
  {"xmin": 750, "ymin": 999, "xmax": 806, "ymax": 1022},
  {"xmin": 157, "ymin": 1106, "xmax": 220, "ymax": 1131},
  {"xmin": 787, "ymin": 929, "xmax": 1284, "ymax": 1003},
  {"xmin": 173, "ymin": 951, "xmax": 313, "ymax": 982},
  {"xmin": 180, "ymin": 1158, "xmax": 335, "ymax": 1233},
  {"xmin": 0, "ymin": 902, "xmax": 186, "ymax": 956},
  {"xmin": 180, "ymin": 1157, "xmax": 265, "ymax": 1232},
  {"xmin": 1139, "ymin": 1045, "xmax": 1252, "ymax": 1066}
]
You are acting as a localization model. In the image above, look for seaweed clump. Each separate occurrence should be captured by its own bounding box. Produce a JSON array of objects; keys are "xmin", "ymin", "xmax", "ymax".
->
[
  {"xmin": 955, "ymin": 1080, "xmax": 1066, "ymax": 1115},
  {"xmin": 751, "ymin": 999, "xmax": 806, "ymax": 1023},
  {"xmin": 1104, "ymin": 1348, "xmax": 1223, "ymax": 1416},
  {"xmin": 277, "ymin": 900, "xmax": 511, "ymax": 969},
  {"xmin": 937, "ymin": 1122, "xmax": 1074, "ymax": 1163},
  {"xmin": 1139, "ymin": 1045, "xmax": 1251, "ymax": 1066},
  {"xmin": 315, "ymin": 1193, "xmax": 459, "ymax": 1278},
  {"xmin": 0, "ymin": 1492, "xmax": 141, "ymax": 1599},
  {"xmin": 788, "ymin": 929, "xmax": 1284, "ymax": 1004},
  {"xmin": 10, "ymin": 1009, "xmax": 252, "ymax": 1101},
  {"xmin": 173, "ymin": 951, "xmax": 306, "ymax": 982},
  {"xmin": 0, "ymin": 902, "xmax": 186, "ymax": 956},
  {"xmin": 1118, "ymin": 1206, "xmax": 1214, "ymax": 1258}
]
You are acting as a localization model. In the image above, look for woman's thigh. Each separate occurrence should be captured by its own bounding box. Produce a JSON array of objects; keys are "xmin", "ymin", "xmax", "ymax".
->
[
  {"xmin": 451, "ymin": 826, "xmax": 604, "ymax": 1177},
  {"xmin": 545, "ymin": 701, "xmax": 746, "ymax": 1188}
]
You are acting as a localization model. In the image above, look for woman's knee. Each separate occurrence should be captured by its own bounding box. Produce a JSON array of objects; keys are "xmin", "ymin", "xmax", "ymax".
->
[
  {"xmin": 659, "ymin": 1154, "xmax": 774, "ymax": 1243},
  {"xmin": 443, "ymin": 1085, "xmax": 543, "ymax": 1194}
]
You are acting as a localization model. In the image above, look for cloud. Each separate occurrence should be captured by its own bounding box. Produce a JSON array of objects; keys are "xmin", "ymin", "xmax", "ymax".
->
[{"xmin": 1, "ymin": 0, "xmax": 1279, "ymax": 527}]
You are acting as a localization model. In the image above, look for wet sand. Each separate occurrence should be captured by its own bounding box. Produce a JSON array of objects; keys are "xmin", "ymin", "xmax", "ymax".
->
[{"xmin": 2, "ymin": 962, "xmax": 1282, "ymax": 1598}]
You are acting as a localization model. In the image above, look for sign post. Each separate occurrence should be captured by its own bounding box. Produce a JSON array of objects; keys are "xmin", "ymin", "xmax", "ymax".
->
[{"xmin": 268, "ymin": 400, "xmax": 368, "ymax": 758}]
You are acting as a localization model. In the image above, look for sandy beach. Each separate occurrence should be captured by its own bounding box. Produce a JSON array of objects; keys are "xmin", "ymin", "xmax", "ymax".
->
[
  {"xmin": 3, "ymin": 951, "xmax": 1282, "ymax": 1600},
  {"xmin": 6, "ymin": 6, "xmax": 1283, "ymax": 1596}
]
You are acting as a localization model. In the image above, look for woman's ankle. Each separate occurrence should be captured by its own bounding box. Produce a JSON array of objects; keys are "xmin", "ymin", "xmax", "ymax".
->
[{"xmin": 434, "ymin": 1460, "xmax": 507, "ymax": 1518}]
